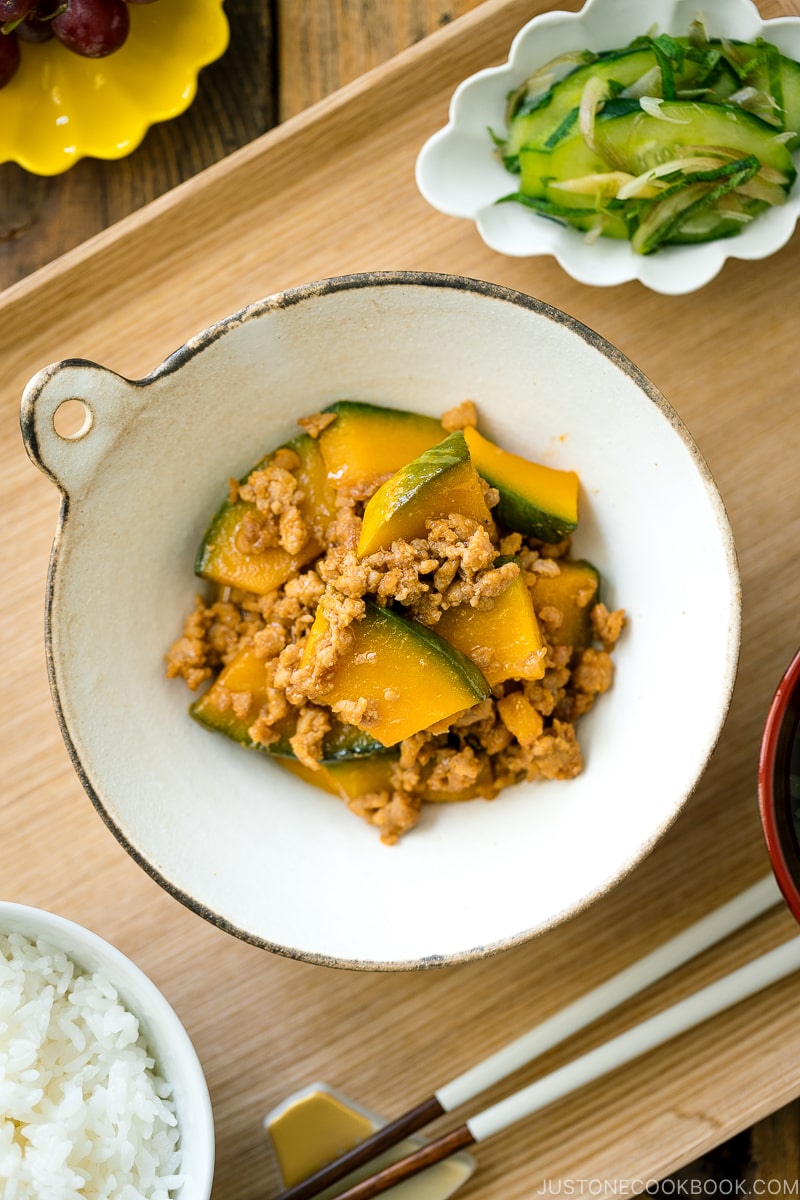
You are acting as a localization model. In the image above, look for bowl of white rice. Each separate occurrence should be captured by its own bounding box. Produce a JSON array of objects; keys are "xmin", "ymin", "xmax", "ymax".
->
[{"xmin": 0, "ymin": 901, "xmax": 214, "ymax": 1199}]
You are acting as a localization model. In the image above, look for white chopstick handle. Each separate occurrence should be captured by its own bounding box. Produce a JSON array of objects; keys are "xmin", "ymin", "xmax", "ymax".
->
[
  {"xmin": 467, "ymin": 933, "xmax": 800, "ymax": 1143},
  {"xmin": 436, "ymin": 875, "xmax": 781, "ymax": 1112}
]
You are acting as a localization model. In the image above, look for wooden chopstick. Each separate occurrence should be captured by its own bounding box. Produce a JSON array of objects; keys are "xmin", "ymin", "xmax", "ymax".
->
[
  {"xmin": 273, "ymin": 875, "xmax": 781, "ymax": 1200},
  {"xmin": 328, "ymin": 933, "xmax": 800, "ymax": 1200}
]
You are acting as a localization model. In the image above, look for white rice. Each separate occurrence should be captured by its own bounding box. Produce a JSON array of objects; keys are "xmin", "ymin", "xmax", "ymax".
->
[{"xmin": 0, "ymin": 931, "xmax": 183, "ymax": 1200}]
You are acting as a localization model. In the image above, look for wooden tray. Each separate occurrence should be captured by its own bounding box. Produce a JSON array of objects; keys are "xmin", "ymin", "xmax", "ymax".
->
[{"xmin": 3, "ymin": 1, "xmax": 800, "ymax": 1196}]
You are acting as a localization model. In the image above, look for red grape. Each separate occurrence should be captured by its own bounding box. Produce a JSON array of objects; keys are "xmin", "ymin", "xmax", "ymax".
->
[
  {"xmin": 0, "ymin": 29, "xmax": 20, "ymax": 87},
  {"xmin": 51, "ymin": 0, "xmax": 129, "ymax": 57},
  {"xmin": 0, "ymin": 0, "xmax": 33, "ymax": 22}
]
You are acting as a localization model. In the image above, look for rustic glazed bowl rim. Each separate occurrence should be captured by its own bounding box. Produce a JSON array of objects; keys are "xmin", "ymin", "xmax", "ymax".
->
[{"xmin": 21, "ymin": 270, "xmax": 742, "ymax": 970}]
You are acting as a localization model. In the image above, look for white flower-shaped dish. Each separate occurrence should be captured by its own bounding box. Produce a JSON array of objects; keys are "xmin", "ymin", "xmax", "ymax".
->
[{"xmin": 416, "ymin": 0, "xmax": 800, "ymax": 293}]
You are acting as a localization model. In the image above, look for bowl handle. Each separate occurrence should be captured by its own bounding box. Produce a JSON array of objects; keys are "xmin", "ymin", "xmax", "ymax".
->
[{"xmin": 20, "ymin": 359, "xmax": 141, "ymax": 497}]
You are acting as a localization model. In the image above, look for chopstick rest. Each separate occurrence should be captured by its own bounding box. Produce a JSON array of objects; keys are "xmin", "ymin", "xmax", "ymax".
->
[
  {"xmin": 274, "ymin": 875, "xmax": 781, "ymax": 1200},
  {"xmin": 331, "ymin": 932, "xmax": 800, "ymax": 1200}
]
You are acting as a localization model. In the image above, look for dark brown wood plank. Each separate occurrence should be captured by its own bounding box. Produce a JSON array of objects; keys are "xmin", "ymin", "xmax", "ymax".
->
[
  {"xmin": 0, "ymin": 0, "xmax": 275, "ymax": 288},
  {"xmin": 277, "ymin": 0, "xmax": 480, "ymax": 119},
  {"xmin": 747, "ymin": 1102, "xmax": 800, "ymax": 1188}
]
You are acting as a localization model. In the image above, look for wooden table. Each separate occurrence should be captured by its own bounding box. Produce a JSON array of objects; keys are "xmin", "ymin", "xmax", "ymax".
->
[{"xmin": 2, "ymin": 1, "xmax": 799, "ymax": 1196}]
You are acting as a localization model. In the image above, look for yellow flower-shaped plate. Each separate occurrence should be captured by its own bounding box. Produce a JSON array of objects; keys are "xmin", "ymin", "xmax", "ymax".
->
[{"xmin": 0, "ymin": 0, "xmax": 229, "ymax": 175}]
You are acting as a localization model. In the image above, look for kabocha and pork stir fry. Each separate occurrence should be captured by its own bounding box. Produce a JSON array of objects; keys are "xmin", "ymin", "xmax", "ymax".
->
[{"xmin": 166, "ymin": 401, "xmax": 625, "ymax": 843}]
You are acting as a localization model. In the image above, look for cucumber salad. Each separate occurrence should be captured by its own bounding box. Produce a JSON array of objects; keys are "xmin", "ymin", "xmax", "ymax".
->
[{"xmin": 496, "ymin": 19, "xmax": 800, "ymax": 254}]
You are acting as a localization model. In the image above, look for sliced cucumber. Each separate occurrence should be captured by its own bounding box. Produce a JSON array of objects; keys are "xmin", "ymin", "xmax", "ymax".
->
[
  {"xmin": 593, "ymin": 98, "xmax": 796, "ymax": 184},
  {"xmin": 503, "ymin": 47, "xmax": 661, "ymax": 165},
  {"xmin": 779, "ymin": 54, "xmax": 800, "ymax": 147},
  {"xmin": 497, "ymin": 28, "xmax": 800, "ymax": 252},
  {"xmin": 519, "ymin": 133, "xmax": 609, "ymax": 200},
  {"xmin": 506, "ymin": 49, "xmax": 595, "ymax": 124},
  {"xmin": 499, "ymin": 191, "xmax": 633, "ymax": 240}
]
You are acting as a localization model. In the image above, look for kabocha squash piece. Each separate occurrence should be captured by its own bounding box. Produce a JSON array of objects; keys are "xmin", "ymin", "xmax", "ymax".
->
[
  {"xmin": 277, "ymin": 758, "xmax": 340, "ymax": 797},
  {"xmin": 463, "ymin": 426, "xmax": 578, "ymax": 543},
  {"xmin": 281, "ymin": 750, "xmax": 493, "ymax": 805},
  {"xmin": 190, "ymin": 644, "xmax": 384, "ymax": 761},
  {"xmin": 267, "ymin": 720, "xmax": 385, "ymax": 762},
  {"xmin": 300, "ymin": 598, "xmax": 490, "ymax": 746},
  {"xmin": 277, "ymin": 753, "xmax": 398, "ymax": 800},
  {"xmin": 317, "ymin": 401, "xmax": 444, "ymax": 495},
  {"xmin": 324, "ymin": 754, "xmax": 398, "ymax": 797},
  {"xmin": 497, "ymin": 691, "xmax": 544, "ymax": 747},
  {"xmin": 189, "ymin": 642, "xmax": 272, "ymax": 747},
  {"xmin": 530, "ymin": 559, "xmax": 600, "ymax": 650},
  {"xmin": 434, "ymin": 558, "xmax": 546, "ymax": 687},
  {"xmin": 195, "ymin": 434, "xmax": 338, "ymax": 594},
  {"xmin": 357, "ymin": 431, "xmax": 491, "ymax": 558}
]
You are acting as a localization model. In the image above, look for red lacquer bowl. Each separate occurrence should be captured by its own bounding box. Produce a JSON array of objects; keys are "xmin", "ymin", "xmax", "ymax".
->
[{"xmin": 759, "ymin": 648, "xmax": 800, "ymax": 924}]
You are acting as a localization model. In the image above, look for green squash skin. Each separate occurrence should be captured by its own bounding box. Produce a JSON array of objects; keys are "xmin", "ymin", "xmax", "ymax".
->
[
  {"xmin": 318, "ymin": 400, "xmax": 445, "ymax": 490},
  {"xmin": 194, "ymin": 432, "xmax": 321, "ymax": 581},
  {"xmin": 358, "ymin": 430, "xmax": 490, "ymax": 557},
  {"xmin": 190, "ymin": 697, "xmax": 387, "ymax": 763},
  {"xmin": 492, "ymin": 490, "xmax": 578, "ymax": 543},
  {"xmin": 267, "ymin": 721, "xmax": 388, "ymax": 762},
  {"xmin": 463, "ymin": 427, "xmax": 578, "ymax": 544},
  {"xmin": 474, "ymin": 460, "xmax": 578, "ymax": 544},
  {"xmin": 370, "ymin": 430, "xmax": 469, "ymax": 510},
  {"xmin": 362, "ymin": 600, "xmax": 491, "ymax": 706},
  {"xmin": 194, "ymin": 502, "xmax": 250, "ymax": 581},
  {"xmin": 321, "ymin": 399, "xmax": 443, "ymax": 434},
  {"xmin": 530, "ymin": 559, "xmax": 601, "ymax": 650}
]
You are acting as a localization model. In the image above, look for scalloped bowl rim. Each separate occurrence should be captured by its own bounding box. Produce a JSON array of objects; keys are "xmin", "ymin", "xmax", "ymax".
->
[
  {"xmin": 0, "ymin": 0, "xmax": 229, "ymax": 176},
  {"xmin": 415, "ymin": 0, "xmax": 800, "ymax": 293}
]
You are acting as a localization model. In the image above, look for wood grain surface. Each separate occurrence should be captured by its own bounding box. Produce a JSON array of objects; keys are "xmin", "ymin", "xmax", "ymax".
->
[
  {"xmin": 2, "ymin": 2, "xmax": 800, "ymax": 1198},
  {"xmin": 0, "ymin": 1, "xmax": 478, "ymax": 286}
]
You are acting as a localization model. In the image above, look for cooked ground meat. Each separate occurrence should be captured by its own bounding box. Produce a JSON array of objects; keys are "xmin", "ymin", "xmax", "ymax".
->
[
  {"xmin": 591, "ymin": 602, "xmax": 627, "ymax": 651},
  {"xmin": 233, "ymin": 450, "xmax": 311, "ymax": 557},
  {"xmin": 440, "ymin": 399, "xmax": 479, "ymax": 432},
  {"xmin": 347, "ymin": 789, "xmax": 422, "ymax": 845},
  {"xmin": 167, "ymin": 403, "xmax": 626, "ymax": 843},
  {"xmin": 165, "ymin": 597, "xmax": 263, "ymax": 690},
  {"xmin": 297, "ymin": 410, "xmax": 337, "ymax": 438}
]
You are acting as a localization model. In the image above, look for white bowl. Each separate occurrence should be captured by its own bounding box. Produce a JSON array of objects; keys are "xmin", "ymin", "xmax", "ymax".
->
[
  {"xmin": 0, "ymin": 901, "xmax": 214, "ymax": 1199},
  {"xmin": 20, "ymin": 272, "xmax": 740, "ymax": 969},
  {"xmin": 415, "ymin": 0, "xmax": 800, "ymax": 294}
]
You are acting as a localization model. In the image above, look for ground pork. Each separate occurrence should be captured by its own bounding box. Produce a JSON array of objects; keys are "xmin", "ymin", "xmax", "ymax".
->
[
  {"xmin": 165, "ymin": 597, "xmax": 263, "ymax": 689},
  {"xmin": 297, "ymin": 411, "xmax": 337, "ymax": 438},
  {"xmin": 166, "ymin": 403, "xmax": 626, "ymax": 842},
  {"xmin": 347, "ymin": 789, "xmax": 422, "ymax": 845},
  {"xmin": 441, "ymin": 399, "xmax": 478, "ymax": 432},
  {"xmin": 234, "ymin": 449, "xmax": 310, "ymax": 556}
]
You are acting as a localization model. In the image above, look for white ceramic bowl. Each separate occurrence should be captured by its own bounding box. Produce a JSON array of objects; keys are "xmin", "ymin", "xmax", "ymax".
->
[
  {"xmin": 415, "ymin": 0, "xmax": 800, "ymax": 294},
  {"xmin": 20, "ymin": 272, "xmax": 740, "ymax": 969},
  {"xmin": 0, "ymin": 901, "xmax": 214, "ymax": 1198}
]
